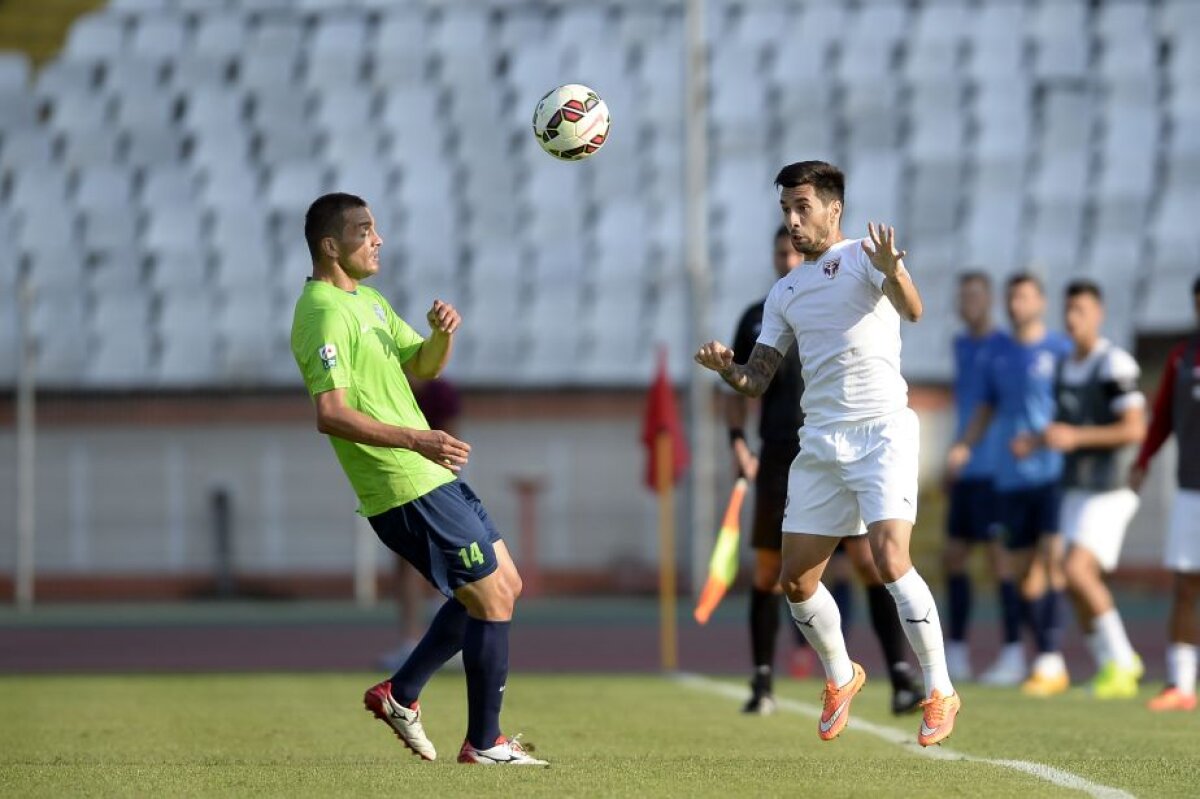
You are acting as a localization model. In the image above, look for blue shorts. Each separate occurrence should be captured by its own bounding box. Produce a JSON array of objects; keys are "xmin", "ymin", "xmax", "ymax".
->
[
  {"xmin": 946, "ymin": 478, "xmax": 1000, "ymax": 543},
  {"xmin": 995, "ymin": 483, "xmax": 1062, "ymax": 551},
  {"xmin": 367, "ymin": 480, "xmax": 503, "ymax": 598}
]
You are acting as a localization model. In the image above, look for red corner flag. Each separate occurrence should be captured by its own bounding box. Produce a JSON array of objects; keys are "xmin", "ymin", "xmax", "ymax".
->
[{"xmin": 641, "ymin": 348, "xmax": 690, "ymax": 490}]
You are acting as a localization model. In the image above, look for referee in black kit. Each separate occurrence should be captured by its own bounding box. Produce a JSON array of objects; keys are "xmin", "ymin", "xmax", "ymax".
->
[{"xmin": 728, "ymin": 225, "xmax": 922, "ymax": 716}]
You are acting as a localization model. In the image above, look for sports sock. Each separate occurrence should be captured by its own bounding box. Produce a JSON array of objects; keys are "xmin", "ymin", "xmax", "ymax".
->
[
  {"xmin": 998, "ymin": 580, "xmax": 1022, "ymax": 645},
  {"xmin": 1167, "ymin": 643, "xmax": 1198, "ymax": 695},
  {"xmin": 1032, "ymin": 651, "xmax": 1067, "ymax": 677},
  {"xmin": 1094, "ymin": 608, "xmax": 1137, "ymax": 670},
  {"xmin": 947, "ymin": 573, "xmax": 971, "ymax": 643},
  {"xmin": 1036, "ymin": 590, "xmax": 1065, "ymax": 654},
  {"xmin": 885, "ymin": 568, "xmax": 954, "ymax": 697},
  {"xmin": 390, "ymin": 598, "xmax": 468, "ymax": 706},
  {"xmin": 866, "ymin": 583, "xmax": 910, "ymax": 690},
  {"xmin": 463, "ymin": 618, "xmax": 510, "ymax": 750},
  {"xmin": 830, "ymin": 577, "xmax": 855, "ymax": 634},
  {"xmin": 749, "ymin": 588, "xmax": 781, "ymax": 692},
  {"xmin": 788, "ymin": 583, "xmax": 854, "ymax": 687}
]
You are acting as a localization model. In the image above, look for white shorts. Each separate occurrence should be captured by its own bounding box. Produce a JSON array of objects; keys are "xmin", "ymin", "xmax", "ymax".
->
[
  {"xmin": 1061, "ymin": 488, "xmax": 1139, "ymax": 572},
  {"xmin": 782, "ymin": 408, "xmax": 919, "ymax": 537},
  {"xmin": 1166, "ymin": 489, "xmax": 1200, "ymax": 573}
]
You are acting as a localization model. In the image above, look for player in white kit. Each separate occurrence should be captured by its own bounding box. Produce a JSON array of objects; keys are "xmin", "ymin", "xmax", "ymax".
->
[{"xmin": 695, "ymin": 161, "xmax": 959, "ymax": 746}]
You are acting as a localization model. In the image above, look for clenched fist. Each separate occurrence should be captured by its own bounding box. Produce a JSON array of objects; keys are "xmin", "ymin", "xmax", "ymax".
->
[
  {"xmin": 694, "ymin": 341, "xmax": 735, "ymax": 373},
  {"xmin": 427, "ymin": 300, "xmax": 461, "ymax": 336}
]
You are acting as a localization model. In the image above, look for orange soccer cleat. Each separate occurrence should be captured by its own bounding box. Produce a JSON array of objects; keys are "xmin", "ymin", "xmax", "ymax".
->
[
  {"xmin": 817, "ymin": 662, "xmax": 866, "ymax": 741},
  {"xmin": 1147, "ymin": 687, "xmax": 1197, "ymax": 712},
  {"xmin": 917, "ymin": 690, "xmax": 962, "ymax": 747}
]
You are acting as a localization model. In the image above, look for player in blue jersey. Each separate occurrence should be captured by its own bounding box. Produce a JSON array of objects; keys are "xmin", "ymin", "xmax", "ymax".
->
[
  {"xmin": 943, "ymin": 272, "xmax": 1024, "ymax": 685},
  {"xmin": 948, "ymin": 273, "xmax": 1073, "ymax": 695}
]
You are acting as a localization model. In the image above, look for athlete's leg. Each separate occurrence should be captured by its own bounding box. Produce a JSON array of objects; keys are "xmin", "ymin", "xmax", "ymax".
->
[
  {"xmin": 987, "ymin": 538, "xmax": 1023, "ymax": 646},
  {"xmin": 1168, "ymin": 573, "xmax": 1200, "ymax": 691},
  {"xmin": 944, "ymin": 537, "xmax": 973, "ymax": 645},
  {"xmin": 780, "ymin": 533, "xmax": 845, "ymax": 683},
  {"xmin": 868, "ymin": 519, "xmax": 954, "ymax": 698},
  {"xmin": 748, "ymin": 546, "xmax": 784, "ymax": 701}
]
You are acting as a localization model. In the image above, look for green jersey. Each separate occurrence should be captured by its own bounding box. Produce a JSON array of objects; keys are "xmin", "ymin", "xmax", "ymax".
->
[{"xmin": 290, "ymin": 279, "xmax": 455, "ymax": 516}]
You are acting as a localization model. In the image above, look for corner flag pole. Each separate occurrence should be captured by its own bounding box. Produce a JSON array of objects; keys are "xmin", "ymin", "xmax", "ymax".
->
[
  {"xmin": 656, "ymin": 431, "xmax": 678, "ymax": 672},
  {"xmin": 15, "ymin": 268, "xmax": 36, "ymax": 611}
]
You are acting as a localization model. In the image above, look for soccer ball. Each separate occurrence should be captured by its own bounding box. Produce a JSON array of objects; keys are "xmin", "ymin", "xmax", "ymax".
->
[{"xmin": 531, "ymin": 84, "xmax": 610, "ymax": 161}]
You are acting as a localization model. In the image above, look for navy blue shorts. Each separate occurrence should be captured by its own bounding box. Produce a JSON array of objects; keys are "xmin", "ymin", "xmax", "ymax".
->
[
  {"xmin": 995, "ymin": 483, "xmax": 1062, "ymax": 551},
  {"xmin": 946, "ymin": 478, "xmax": 1000, "ymax": 543},
  {"xmin": 368, "ymin": 480, "xmax": 503, "ymax": 598}
]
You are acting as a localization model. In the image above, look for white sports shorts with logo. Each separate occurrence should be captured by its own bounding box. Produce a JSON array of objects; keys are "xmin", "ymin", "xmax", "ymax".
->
[
  {"xmin": 1166, "ymin": 488, "xmax": 1200, "ymax": 573},
  {"xmin": 782, "ymin": 408, "xmax": 920, "ymax": 537},
  {"xmin": 1060, "ymin": 487, "xmax": 1139, "ymax": 572}
]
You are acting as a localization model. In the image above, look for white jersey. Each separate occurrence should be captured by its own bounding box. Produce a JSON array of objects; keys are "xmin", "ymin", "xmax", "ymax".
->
[
  {"xmin": 1058, "ymin": 338, "xmax": 1145, "ymax": 415},
  {"xmin": 756, "ymin": 237, "xmax": 908, "ymax": 428}
]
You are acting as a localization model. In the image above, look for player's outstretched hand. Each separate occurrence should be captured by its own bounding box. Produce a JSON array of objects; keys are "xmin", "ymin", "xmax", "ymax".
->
[
  {"xmin": 862, "ymin": 222, "xmax": 907, "ymax": 278},
  {"xmin": 1010, "ymin": 433, "xmax": 1038, "ymax": 460},
  {"xmin": 413, "ymin": 429, "xmax": 471, "ymax": 473},
  {"xmin": 694, "ymin": 341, "xmax": 734, "ymax": 373},
  {"xmin": 1042, "ymin": 422, "xmax": 1078, "ymax": 452},
  {"xmin": 427, "ymin": 300, "xmax": 461, "ymax": 336}
]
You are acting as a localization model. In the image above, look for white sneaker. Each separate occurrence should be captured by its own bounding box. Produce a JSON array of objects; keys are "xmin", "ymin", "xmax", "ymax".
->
[
  {"xmin": 946, "ymin": 641, "xmax": 974, "ymax": 682},
  {"xmin": 979, "ymin": 643, "xmax": 1027, "ymax": 686},
  {"xmin": 363, "ymin": 681, "xmax": 437, "ymax": 761},
  {"xmin": 457, "ymin": 734, "xmax": 548, "ymax": 766}
]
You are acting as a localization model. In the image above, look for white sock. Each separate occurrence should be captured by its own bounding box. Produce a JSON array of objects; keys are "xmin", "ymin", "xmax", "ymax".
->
[
  {"xmin": 1168, "ymin": 643, "xmax": 1198, "ymax": 695},
  {"xmin": 788, "ymin": 583, "xmax": 854, "ymax": 687},
  {"xmin": 885, "ymin": 568, "xmax": 954, "ymax": 697},
  {"xmin": 1094, "ymin": 609, "xmax": 1137, "ymax": 670},
  {"xmin": 1086, "ymin": 631, "xmax": 1108, "ymax": 667},
  {"xmin": 1033, "ymin": 652, "xmax": 1067, "ymax": 677}
]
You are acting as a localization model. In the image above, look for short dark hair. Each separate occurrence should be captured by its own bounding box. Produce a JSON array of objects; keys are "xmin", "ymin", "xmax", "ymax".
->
[
  {"xmin": 774, "ymin": 224, "xmax": 789, "ymax": 241},
  {"xmin": 958, "ymin": 270, "xmax": 991, "ymax": 289},
  {"xmin": 1065, "ymin": 279, "xmax": 1103, "ymax": 303},
  {"xmin": 773, "ymin": 161, "xmax": 845, "ymax": 205},
  {"xmin": 304, "ymin": 192, "xmax": 367, "ymax": 259},
  {"xmin": 1006, "ymin": 271, "xmax": 1043, "ymax": 294}
]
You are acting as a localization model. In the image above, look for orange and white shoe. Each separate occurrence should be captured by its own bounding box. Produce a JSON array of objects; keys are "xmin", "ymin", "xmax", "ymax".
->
[
  {"xmin": 917, "ymin": 690, "xmax": 961, "ymax": 747},
  {"xmin": 817, "ymin": 662, "xmax": 866, "ymax": 741},
  {"xmin": 1147, "ymin": 687, "xmax": 1197, "ymax": 712},
  {"xmin": 1021, "ymin": 670, "xmax": 1070, "ymax": 697},
  {"xmin": 457, "ymin": 734, "xmax": 548, "ymax": 765}
]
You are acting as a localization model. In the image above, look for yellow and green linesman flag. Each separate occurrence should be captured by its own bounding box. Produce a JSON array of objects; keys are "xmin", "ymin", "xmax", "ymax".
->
[{"xmin": 693, "ymin": 478, "xmax": 747, "ymax": 624}]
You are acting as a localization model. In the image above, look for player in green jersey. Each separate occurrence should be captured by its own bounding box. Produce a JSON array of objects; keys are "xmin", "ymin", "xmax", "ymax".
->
[{"xmin": 291, "ymin": 193, "xmax": 546, "ymax": 766}]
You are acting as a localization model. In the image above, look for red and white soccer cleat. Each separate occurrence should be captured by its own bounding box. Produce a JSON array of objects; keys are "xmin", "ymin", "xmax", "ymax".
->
[
  {"xmin": 457, "ymin": 734, "xmax": 548, "ymax": 766},
  {"xmin": 363, "ymin": 681, "xmax": 437, "ymax": 761}
]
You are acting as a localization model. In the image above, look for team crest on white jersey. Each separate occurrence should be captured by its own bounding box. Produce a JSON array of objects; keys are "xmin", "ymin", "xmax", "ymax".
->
[
  {"xmin": 822, "ymin": 258, "xmax": 840, "ymax": 279},
  {"xmin": 318, "ymin": 344, "xmax": 338, "ymax": 370},
  {"xmin": 373, "ymin": 304, "xmax": 387, "ymax": 323}
]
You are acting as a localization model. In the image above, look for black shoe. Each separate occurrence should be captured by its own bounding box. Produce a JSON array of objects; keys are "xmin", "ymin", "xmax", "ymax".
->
[
  {"xmin": 742, "ymin": 692, "xmax": 778, "ymax": 715},
  {"xmin": 890, "ymin": 665, "xmax": 922, "ymax": 715}
]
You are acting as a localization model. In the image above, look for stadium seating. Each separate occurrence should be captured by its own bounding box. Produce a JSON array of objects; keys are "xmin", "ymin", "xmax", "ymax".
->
[{"xmin": 0, "ymin": 0, "xmax": 1197, "ymax": 388}]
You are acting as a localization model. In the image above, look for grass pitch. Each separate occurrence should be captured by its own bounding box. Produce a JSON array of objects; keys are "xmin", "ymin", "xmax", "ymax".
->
[{"xmin": 1, "ymin": 672, "xmax": 1196, "ymax": 797}]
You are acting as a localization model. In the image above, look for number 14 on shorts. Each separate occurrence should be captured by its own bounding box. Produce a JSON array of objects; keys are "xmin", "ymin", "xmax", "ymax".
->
[{"xmin": 458, "ymin": 542, "xmax": 485, "ymax": 569}]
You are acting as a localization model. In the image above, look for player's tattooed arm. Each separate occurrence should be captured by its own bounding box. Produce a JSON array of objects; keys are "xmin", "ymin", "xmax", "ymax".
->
[
  {"xmin": 862, "ymin": 222, "xmax": 923, "ymax": 322},
  {"xmin": 694, "ymin": 341, "xmax": 783, "ymax": 398}
]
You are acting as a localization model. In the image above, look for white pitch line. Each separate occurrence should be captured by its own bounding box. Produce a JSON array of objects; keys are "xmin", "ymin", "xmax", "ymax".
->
[{"xmin": 676, "ymin": 673, "xmax": 1135, "ymax": 799}]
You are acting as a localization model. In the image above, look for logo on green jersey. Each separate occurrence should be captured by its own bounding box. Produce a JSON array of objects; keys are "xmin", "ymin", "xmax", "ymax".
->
[
  {"xmin": 374, "ymin": 304, "xmax": 387, "ymax": 323},
  {"xmin": 318, "ymin": 344, "xmax": 338, "ymax": 370}
]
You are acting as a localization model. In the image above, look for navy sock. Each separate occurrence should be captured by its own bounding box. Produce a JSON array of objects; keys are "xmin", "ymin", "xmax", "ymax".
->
[
  {"xmin": 1021, "ymin": 596, "xmax": 1041, "ymax": 647},
  {"xmin": 998, "ymin": 580, "xmax": 1022, "ymax": 645},
  {"xmin": 749, "ymin": 588, "xmax": 782, "ymax": 679},
  {"xmin": 947, "ymin": 573, "xmax": 972, "ymax": 642},
  {"xmin": 390, "ymin": 598, "xmax": 468, "ymax": 706},
  {"xmin": 830, "ymin": 578, "xmax": 854, "ymax": 634},
  {"xmin": 463, "ymin": 618, "xmax": 510, "ymax": 750},
  {"xmin": 1037, "ymin": 590, "xmax": 1065, "ymax": 654}
]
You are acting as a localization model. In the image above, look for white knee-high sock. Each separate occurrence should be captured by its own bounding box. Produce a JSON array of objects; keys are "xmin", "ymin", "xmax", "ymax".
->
[
  {"xmin": 886, "ymin": 568, "xmax": 954, "ymax": 697},
  {"xmin": 788, "ymin": 582, "xmax": 854, "ymax": 687},
  {"xmin": 1094, "ymin": 608, "xmax": 1137, "ymax": 670},
  {"xmin": 1168, "ymin": 643, "xmax": 1198, "ymax": 695}
]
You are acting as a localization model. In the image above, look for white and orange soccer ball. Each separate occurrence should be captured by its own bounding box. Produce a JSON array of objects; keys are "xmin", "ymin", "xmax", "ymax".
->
[{"xmin": 531, "ymin": 84, "xmax": 610, "ymax": 161}]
